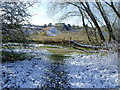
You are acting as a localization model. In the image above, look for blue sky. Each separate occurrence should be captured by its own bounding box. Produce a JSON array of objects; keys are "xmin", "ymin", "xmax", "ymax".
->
[
  {"xmin": 28, "ymin": 2, "xmax": 51, "ymax": 25},
  {"xmin": 28, "ymin": 1, "xmax": 117, "ymax": 26},
  {"xmin": 28, "ymin": 2, "xmax": 83, "ymax": 26}
]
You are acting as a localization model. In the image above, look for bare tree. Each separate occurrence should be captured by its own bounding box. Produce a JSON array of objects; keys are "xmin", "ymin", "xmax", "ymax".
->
[
  {"xmin": 96, "ymin": 1, "xmax": 116, "ymax": 41},
  {"xmin": 103, "ymin": 1, "xmax": 120, "ymax": 18},
  {"xmin": 48, "ymin": 0, "xmax": 119, "ymax": 45},
  {"xmin": 80, "ymin": 2, "xmax": 105, "ymax": 42}
]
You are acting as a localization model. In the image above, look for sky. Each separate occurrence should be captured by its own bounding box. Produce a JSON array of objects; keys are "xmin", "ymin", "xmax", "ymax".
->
[
  {"xmin": 28, "ymin": 2, "xmax": 83, "ymax": 26},
  {"xmin": 28, "ymin": 1, "xmax": 117, "ymax": 26},
  {"xmin": 28, "ymin": 2, "xmax": 53, "ymax": 25}
]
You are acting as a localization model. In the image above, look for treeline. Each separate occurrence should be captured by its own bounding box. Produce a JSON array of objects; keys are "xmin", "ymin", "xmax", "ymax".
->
[{"xmin": 43, "ymin": 23, "xmax": 82, "ymax": 31}]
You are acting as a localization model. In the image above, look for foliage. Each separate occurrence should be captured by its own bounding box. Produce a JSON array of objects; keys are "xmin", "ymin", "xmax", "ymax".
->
[
  {"xmin": 1, "ymin": 2, "xmax": 31, "ymax": 29},
  {"xmin": 2, "ymin": 51, "xmax": 27, "ymax": 63},
  {"xmin": 1, "ymin": 1, "xmax": 35, "ymax": 62}
]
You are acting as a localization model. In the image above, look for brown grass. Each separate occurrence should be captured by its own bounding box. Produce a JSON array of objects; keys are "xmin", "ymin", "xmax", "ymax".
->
[
  {"xmin": 30, "ymin": 30, "xmax": 90, "ymax": 44},
  {"xmin": 42, "ymin": 27, "xmax": 51, "ymax": 31}
]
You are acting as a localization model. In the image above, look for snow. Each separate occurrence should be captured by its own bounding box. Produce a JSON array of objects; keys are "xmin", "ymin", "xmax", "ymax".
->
[
  {"xmin": 49, "ymin": 27, "xmax": 60, "ymax": 34},
  {"xmin": 2, "ymin": 43, "xmax": 64, "ymax": 50},
  {"xmin": 46, "ymin": 31, "xmax": 56, "ymax": 36},
  {"xmin": 26, "ymin": 30, "xmax": 35, "ymax": 34},
  {"xmin": 46, "ymin": 27, "xmax": 60, "ymax": 36},
  {"xmin": 65, "ymin": 52, "xmax": 118, "ymax": 88},
  {"xmin": 1, "ymin": 48, "xmax": 118, "ymax": 88},
  {"xmin": 1, "ymin": 49, "xmax": 51, "ymax": 88}
]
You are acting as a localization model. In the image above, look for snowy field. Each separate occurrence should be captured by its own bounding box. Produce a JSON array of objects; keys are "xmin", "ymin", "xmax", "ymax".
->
[{"xmin": 0, "ymin": 49, "xmax": 119, "ymax": 88}]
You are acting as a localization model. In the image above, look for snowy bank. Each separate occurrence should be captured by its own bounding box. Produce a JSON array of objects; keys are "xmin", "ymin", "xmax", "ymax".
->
[{"xmin": 1, "ymin": 49, "xmax": 118, "ymax": 88}]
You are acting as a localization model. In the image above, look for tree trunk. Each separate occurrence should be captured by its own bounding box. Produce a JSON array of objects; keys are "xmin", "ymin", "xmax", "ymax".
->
[
  {"xmin": 81, "ymin": 2, "xmax": 105, "ymax": 42},
  {"xmin": 111, "ymin": 2, "xmax": 120, "ymax": 18},
  {"xmin": 78, "ymin": 8, "xmax": 92, "ymax": 43},
  {"xmin": 85, "ymin": 14, "xmax": 100, "ymax": 45},
  {"xmin": 105, "ymin": 2, "xmax": 120, "ymax": 18},
  {"xmin": 70, "ymin": 40, "xmax": 109, "ymax": 50},
  {"xmin": 96, "ymin": 2, "xmax": 116, "ymax": 41}
]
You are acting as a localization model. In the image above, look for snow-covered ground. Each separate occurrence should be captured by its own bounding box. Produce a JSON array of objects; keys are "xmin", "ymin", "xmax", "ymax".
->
[
  {"xmin": 65, "ymin": 52, "xmax": 118, "ymax": 88},
  {"xmin": 46, "ymin": 27, "xmax": 61, "ymax": 36},
  {"xmin": 0, "ymin": 48, "xmax": 119, "ymax": 88}
]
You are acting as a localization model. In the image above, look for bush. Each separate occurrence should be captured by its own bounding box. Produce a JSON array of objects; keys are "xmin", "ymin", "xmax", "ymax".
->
[{"xmin": 2, "ymin": 51, "xmax": 27, "ymax": 63}]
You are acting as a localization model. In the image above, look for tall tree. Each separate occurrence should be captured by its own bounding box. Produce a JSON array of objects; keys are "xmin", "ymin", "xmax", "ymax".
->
[
  {"xmin": 48, "ymin": 0, "xmax": 119, "ymax": 44},
  {"xmin": 80, "ymin": 2, "xmax": 105, "ymax": 42},
  {"xmin": 0, "ymin": 1, "xmax": 35, "ymax": 43},
  {"xmin": 1, "ymin": 2, "xmax": 32, "ymax": 29},
  {"xmin": 104, "ymin": 1, "xmax": 120, "ymax": 18},
  {"xmin": 96, "ymin": 1, "xmax": 116, "ymax": 41},
  {"xmin": 65, "ymin": 2, "xmax": 105, "ymax": 42}
]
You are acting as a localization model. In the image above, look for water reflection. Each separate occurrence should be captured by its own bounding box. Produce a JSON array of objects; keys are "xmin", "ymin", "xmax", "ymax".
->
[{"xmin": 42, "ymin": 54, "xmax": 70, "ymax": 88}]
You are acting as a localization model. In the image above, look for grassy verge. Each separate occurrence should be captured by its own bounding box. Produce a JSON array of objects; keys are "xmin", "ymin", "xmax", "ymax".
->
[
  {"xmin": 47, "ymin": 49, "xmax": 72, "ymax": 55},
  {"xmin": 47, "ymin": 54, "xmax": 71, "ymax": 62},
  {"xmin": 37, "ymin": 43, "xmax": 96, "ymax": 55},
  {"xmin": 39, "ymin": 46, "xmax": 64, "ymax": 49}
]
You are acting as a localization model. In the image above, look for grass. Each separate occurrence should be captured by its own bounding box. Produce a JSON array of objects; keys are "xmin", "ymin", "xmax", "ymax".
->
[
  {"xmin": 2, "ymin": 51, "xmax": 25, "ymax": 62},
  {"xmin": 30, "ymin": 30, "xmax": 90, "ymax": 44},
  {"xmin": 38, "ymin": 43, "xmax": 93, "ymax": 51},
  {"xmin": 76, "ymin": 51, "xmax": 93, "ymax": 55},
  {"xmin": 48, "ymin": 49, "xmax": 95, "ymax": 55},
  {"xmin": 42, "ymin": 27, "xmax": 51, "ymax": 31},
  {"xmin": 48, "ymin": 49, "xmax": 72, "ymax": 55},
  {"xmin": 39, "ymin": 46, "xmax": 64, "ymax": 49},
  {"xmin": 4, "ymin": 27, "xmax": 110, "ymax": 47},
  {"xmin": 74, "ymin": 46, "xmax": 93, "ymax": 51},
  {"xmin": 30, "ymin": 28, "xmax": 110, "ymax": 46},
  {"xmin": 37, "ymin": 43, "xmax": 95, "ymax": 55},
  {"xmin": 47, "ymin": 54, "xmax": 71, "ymax": 62}
]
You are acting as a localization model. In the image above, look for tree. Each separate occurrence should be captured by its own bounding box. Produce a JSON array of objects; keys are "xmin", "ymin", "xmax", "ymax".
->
[
  {"xmin": 49, "ymin": 1, "xmax": 119, "ymax": 44},
  {"xmin": 49, "ymin": 1, "xmax": 105, "ymax": 43},
  {"xmin": 80, "ymin": 2, "xmax": 105, "ymax": 42},
  {"xmin": 96, "ymin": 1, "xmax": 116, "ymax": 41},
  {"xmin": 1, "ymin": 2, "xmax": 32, "ymax": 29},
  {"xmin": 78, "ymin": 7, "xmax": 95, "ymax": 44},
  {"xmin": 72, "ymin": 25, "xmax": 76, "ymax": 28},
  {"xmin": 67, "ymin": 24, "xmax": 71, "ymax": 27},
  {"xmin": 43, "ymin": 24, "xmax": 47, "ymax": 28},
  {"xmin": 103, "ymin": 1, "xmax": 120, "ymax": 18},
  {"xmin": 0, "ymin": 1, "xmax": 35, "ymax": 43},
  {"xmin": 1, "ymin": 1, "xmax": 40, "ymax": 62},
  {"xmin": 48, "ymin": 23, "xmax": 52, "ymax": 27}
]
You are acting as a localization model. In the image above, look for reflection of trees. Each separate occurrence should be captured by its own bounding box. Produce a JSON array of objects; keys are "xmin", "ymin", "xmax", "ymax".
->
[{"xmin": 42, "ymin": 55, "xmax": 70, "ymax": 88}]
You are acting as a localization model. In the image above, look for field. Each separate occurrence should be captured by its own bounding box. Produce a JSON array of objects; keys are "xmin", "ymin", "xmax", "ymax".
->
[{"xmin": 30, "ymin": 30, "xmax": 90, "ymax": 44}]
